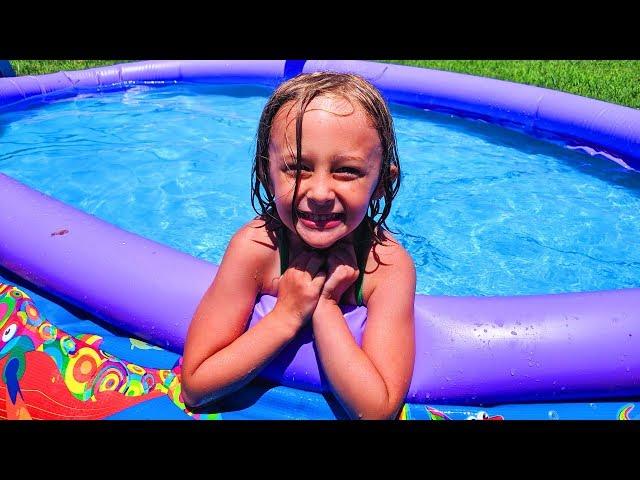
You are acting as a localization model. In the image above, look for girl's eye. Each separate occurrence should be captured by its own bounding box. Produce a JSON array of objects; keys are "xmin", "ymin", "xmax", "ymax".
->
[
  {"xmin": 284, "ymin": 163, "xmax": 311, "ymax": 175},
  {"xmin": 335, "ymin": 167, "xmax": 361, "ymax": 177}
]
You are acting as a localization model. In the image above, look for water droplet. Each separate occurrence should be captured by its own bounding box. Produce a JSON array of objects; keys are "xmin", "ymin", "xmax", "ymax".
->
[{"xmin": 510, "ymin": 368, "xmax": 516, "ymax": 376}]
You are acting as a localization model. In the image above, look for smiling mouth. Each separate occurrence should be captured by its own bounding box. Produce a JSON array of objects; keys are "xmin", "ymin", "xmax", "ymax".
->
[{"xmin": 297, "ymin": 211, "xmax": 344, "ymax": 222}]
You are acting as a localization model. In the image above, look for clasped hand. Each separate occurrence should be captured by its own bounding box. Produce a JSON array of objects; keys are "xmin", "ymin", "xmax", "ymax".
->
[{"xmin": 273, "ymin": 241, "xmax": 359, "ymax": 330}]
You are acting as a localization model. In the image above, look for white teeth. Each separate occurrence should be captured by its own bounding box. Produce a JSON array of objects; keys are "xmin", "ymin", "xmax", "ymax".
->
[{"xmin": 298, "ymin": 212, "xmax": 341, "ymax": 222}]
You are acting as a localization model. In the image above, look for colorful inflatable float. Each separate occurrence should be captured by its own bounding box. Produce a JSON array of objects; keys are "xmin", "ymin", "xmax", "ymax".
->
[{"xmin": 1, "ymin": 60, "xmax": 640, "ymax": 420}]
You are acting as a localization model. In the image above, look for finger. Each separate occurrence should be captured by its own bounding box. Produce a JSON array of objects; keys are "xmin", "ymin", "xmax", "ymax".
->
[
  {"xmin": 271, "ymin": 275, "xmax": 280, "ymax": 293},
  {"xmin": 311, "ymin": 269, "xmax": 327, "ymax": 288}
]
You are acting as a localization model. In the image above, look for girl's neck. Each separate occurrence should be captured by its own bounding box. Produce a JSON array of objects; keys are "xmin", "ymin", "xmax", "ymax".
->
[{"xmin": 283, "ymin": 223, "xmax": 367, "ymax": 258}]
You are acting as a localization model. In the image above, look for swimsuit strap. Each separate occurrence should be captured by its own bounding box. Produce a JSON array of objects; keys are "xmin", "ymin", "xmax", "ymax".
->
[
  {"xmin": 353, "ymin": 221, "xmax": 370, "ymax": 306},
  {"xmin": 277, "ymin": 222, "xmax": 370, "ymax": 306}
]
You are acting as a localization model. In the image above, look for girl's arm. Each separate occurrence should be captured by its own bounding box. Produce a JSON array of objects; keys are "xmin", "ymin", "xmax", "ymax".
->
[
  {"xmin": 181, "ymin": 222, "xmax": 326, "ymax": 408},
  {"xmin": 311, "ymin": 242, "xmax": 416, "ymax": 420}
]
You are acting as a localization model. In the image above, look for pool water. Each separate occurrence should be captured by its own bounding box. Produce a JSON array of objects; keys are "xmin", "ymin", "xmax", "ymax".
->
[{"xmin": 1, "ymin": 83, "xmax": 639, "ymax": 296}]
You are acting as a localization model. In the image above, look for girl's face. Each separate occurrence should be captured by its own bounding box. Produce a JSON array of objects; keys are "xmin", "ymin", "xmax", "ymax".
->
[{"xmin": 268, "ymin": 95, "xmax": 383, "ymax": 250}]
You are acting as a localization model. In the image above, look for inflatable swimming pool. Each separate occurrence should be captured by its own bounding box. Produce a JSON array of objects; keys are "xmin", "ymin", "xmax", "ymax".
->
[{"xmin": 1, "ymin": 60, "xmax": 639, "ymax": 419}]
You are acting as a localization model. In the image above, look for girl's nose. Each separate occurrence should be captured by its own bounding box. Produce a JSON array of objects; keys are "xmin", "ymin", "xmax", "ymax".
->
[{"xmin": 306, "ymin": 175, "xmax": 335, "ymax": 206}]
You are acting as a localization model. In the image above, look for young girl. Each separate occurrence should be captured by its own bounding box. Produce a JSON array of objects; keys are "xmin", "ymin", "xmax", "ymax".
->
[{"xmin": 181, "ymin": 72, "xmax": 416, "ymax": 420}]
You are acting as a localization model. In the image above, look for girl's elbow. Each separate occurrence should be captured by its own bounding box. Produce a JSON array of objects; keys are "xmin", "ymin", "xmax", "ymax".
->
[
  {"xmin": 362, "ymin": 409, "xmax": 400, "ymax": 420},
  {"xmin": 180, "ymin": 375, "xmax": 201, "ymax": 409},
  {"xmin": 350, "ymin": 401, "xmax": 402, "ymax": 420},
  {"xmin": 181, "ymin": 391, "xmax": 199, "ymax": 410},
  {"xmin": 181, "ymin": 371, "xmax": 227, "ymax": 409},
  {"xmin": 180, "ymin": 370, "xmax": 211, "ymax": 410},
  {"xmin": 350, "ymin": 410, "xmax": 396, "ymax": 420}
]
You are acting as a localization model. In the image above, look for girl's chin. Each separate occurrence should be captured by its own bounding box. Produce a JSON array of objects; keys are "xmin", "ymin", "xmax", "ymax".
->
[
  {"xmin": 304, "ymin": 240, "xmax": 339, "ymax": 250},
  {"xmin": 296, "ymin": 225, "xmax": 349, "ymax": 250}
]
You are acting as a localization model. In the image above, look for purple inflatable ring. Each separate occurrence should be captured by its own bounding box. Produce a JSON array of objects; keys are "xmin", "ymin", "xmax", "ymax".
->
[{"xmin": 1, "ymin": 60, "xmax": 639, "ymax": 405}]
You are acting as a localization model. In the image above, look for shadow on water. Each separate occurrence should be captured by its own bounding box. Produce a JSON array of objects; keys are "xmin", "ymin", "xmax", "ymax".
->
[
  {"xmin": 391, "ymin": 103, "xmax": 640, "ymax": 196},
  {"xmin": 191, "ymin": 379, "xmax": 279, "ymax": 414},
  {"xmin": 192, "ymin": 377, "xmax": 349, "ymax": 419}
]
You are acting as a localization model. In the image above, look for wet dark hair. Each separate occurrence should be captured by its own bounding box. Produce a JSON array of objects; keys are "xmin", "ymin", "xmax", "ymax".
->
[{"xmin": 250, "ymin": 71, "xmax": 401, "ymax": 246}]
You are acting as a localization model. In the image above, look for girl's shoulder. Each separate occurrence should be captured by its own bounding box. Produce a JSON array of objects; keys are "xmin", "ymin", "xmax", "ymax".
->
[
  {"xmin": 227, "ymin": 218, "xmax": 281, "ymax": 293},
  {"xmin": 369, "ymin": 230, "xmax": 412, "ymax": 263},
  {"xmin": 361, "ymin": 229, "xmax": 415, "ymax": 304},
  {"xmin": 231, "ymin": 217, "xmax": 278, "ymax": 248},
  {"xmin": 364, "ymin": 228, "xmax": 414, "ymax": 272},
  {"xmin": 228, "ymin": 218, "xmax": 280, "ymax": 261}
]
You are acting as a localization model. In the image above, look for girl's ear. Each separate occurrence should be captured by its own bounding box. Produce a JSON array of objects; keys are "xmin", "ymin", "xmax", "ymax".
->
[{"xmin": 372, "ymin": 165, "xmax": 398, "ymax": 200}]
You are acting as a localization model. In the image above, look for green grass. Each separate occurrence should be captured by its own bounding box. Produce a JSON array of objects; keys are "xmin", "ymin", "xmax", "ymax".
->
[
  {"xmin": 9, "ymin": 60, "xmax": 126, "ymax": 76},
  {"xmin": 8, "ymin": 60, "xmax": 640, "ymax": 109},
  {"xmin": 387, "ymin": 60, "xmax": 640, "ymax": 109}
]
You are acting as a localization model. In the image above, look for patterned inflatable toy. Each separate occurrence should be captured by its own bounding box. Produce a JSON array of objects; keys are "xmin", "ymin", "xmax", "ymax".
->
[{"xmin": 0, "ymin": 283, "xmax": 218, "ymax": 420}]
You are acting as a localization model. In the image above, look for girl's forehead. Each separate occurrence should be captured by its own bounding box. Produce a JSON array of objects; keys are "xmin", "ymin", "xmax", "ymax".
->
[
  {"xmin": 270, "ymin": 95, "xmax": 375, "ymax": 143},
  {"xmin": 273, "ymin": 95, "xmax": 370, "ymax": 128},
  {"xmin": 301, "ymin": 95, "xmax": 354, "ymax": 114}
]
